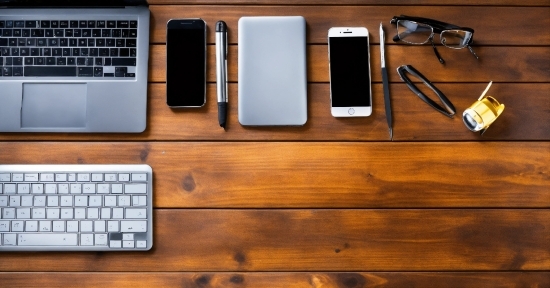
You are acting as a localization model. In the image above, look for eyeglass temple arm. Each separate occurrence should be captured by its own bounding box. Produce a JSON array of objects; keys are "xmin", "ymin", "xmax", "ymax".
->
[
  {"xmin": 396, "ymin": 65, "xmax": 456, "ymax": 118},
  {"xmin": 429, "ymin": 36, "xmax": 445, "ymax": 64},
  {"xmin": 467, "ymin": 45, "xmax": 479, "ymax": 60}
]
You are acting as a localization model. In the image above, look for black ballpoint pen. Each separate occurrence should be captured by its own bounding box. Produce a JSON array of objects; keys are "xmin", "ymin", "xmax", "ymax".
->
[
  {"xmin": 216, "ymin": 21, "xmax": 228, "ymax": 129},
  {"xmin": 380, "ymin": 23, "xmax": 393, "ymax": 140}
]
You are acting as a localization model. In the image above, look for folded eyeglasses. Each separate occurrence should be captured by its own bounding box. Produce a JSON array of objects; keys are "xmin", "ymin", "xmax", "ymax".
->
[{"xmin": 390, "ymin": 15, "xmax": 479, "ymax": 64}]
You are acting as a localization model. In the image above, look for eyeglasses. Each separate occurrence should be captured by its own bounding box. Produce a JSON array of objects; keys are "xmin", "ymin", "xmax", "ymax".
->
[{"xmin": 390, "ymin": 15, "xmax": 479, "ymax": 64}]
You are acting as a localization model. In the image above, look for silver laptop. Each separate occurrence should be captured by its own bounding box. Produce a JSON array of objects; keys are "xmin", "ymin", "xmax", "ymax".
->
[{"xmin": 0, "ymin": 0, "xmax": 150, "ymax": 133}]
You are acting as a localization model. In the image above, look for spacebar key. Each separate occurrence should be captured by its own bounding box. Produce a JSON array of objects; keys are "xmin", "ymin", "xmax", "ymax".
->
[
  {"xmin": 24, "ymin": 67, "xmax": 77, "ymax": 77},
  {"xmin": 18, "ymin": 233, "xmax": 78, "ymax": 246}
]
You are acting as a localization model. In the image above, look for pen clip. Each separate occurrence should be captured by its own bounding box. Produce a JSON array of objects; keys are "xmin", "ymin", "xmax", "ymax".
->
[{"xmin": 379, "ymin": 23, "xmax": 385, "ymax": 67}]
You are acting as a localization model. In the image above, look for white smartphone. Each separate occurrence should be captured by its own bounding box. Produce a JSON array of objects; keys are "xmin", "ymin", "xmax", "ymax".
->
[{"xmin": 328, "ymin": 27, "xmax": 372, "ymax": 117}]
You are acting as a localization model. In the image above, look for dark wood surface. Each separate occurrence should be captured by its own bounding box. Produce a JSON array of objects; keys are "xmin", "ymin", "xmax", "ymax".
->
[{"xmin": 1, "ymin": 1, "xmax": 549, "ymax": 287}]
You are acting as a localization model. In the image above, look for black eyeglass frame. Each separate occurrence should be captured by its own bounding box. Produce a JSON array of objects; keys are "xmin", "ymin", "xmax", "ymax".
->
[{"xmin": 390, "ymin": 15, "xmax": 479, "ymax": 64}]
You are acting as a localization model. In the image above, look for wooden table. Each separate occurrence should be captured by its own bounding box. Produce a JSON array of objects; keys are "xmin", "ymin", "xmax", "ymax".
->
[{"xmin": 1, "ymin": 1, "xmax": 549, "ymax": 287}]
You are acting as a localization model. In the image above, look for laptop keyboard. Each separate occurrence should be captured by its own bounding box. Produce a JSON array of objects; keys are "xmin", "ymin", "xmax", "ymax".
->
[{"xmin": 0, "ymin": 20, "xmax": 137, "ymax": 78}]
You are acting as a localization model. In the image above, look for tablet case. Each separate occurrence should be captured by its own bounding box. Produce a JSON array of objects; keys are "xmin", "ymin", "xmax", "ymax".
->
[{"xmin": 238, "ymin": 16, "xmax": 308, "ymax": 126}]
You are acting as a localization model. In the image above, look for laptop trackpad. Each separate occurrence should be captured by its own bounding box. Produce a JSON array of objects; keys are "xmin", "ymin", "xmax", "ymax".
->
[{"xmin": 21, "ymin": 83, "xmax": 87, "ymax": 128}]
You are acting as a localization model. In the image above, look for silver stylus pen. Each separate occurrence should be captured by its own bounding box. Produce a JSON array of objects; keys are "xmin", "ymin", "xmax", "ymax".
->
[{"xmin": 216, "ymin": 21, "xmax": 228, "ymax": 129}]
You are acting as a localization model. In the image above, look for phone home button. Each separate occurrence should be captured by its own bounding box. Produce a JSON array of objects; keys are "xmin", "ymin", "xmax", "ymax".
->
[{"xmin": 348, "ymin": 108, "xmax": 355, "ymax": 115}]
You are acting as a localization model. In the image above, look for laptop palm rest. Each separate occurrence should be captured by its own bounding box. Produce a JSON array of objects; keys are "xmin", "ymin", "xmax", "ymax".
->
[{"xmin": 21, "ymin": 83, "xmax": 87, "ymax": 129}]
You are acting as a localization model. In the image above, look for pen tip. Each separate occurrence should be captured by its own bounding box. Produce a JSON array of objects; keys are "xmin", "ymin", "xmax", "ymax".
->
[{"xmin": 389, "ymin": 128, "xmax": 393, "ymax": 141}]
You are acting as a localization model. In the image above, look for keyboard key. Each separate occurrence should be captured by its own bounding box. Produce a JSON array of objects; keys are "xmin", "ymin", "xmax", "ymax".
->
[
  {"xmin": 131, "ymin": 174, "xmax": 147, "ymax": 181},
  {"xmin": 13, "ymin": 67, "xmax": 23, "ymax": 77},
  {"xmin": 121, "ymin": 221, "xmax": 146, "ymax": 232},
  {"xmin": 78, "ymin": 67, "xmax": 93, "ymax": 77},
  {"xmin": 124, "ymin": 184, "xmax": 146, "ymax": 194},
  {"xmin": 125, "ymin": 208, "xmax": 146, "ymax": 219},
  {"xmin": 95, "ymin": 234, "xmax": 108, "ymax": 246},
  {"xmin": 3, "ymin": 233, "xmax": 16, "ymax": 245},
  {"xmin": 55, "ymin": 174, "xmax": 67, "ymax": 182},
  {"xmin": 110, "ymin": 240, "xmax": 121, "ymax": 248},
  {"xmin": 25, "ymin": 21, "xmax": 37, "ymax": 28},
  {"xmin": 18, "ymin": 233, "xmax": 77, "ymax": 246},
  {"xmin": 1, "ymin": 67, "xmax": 12, "ymax": 76},
  {"xmin": 115, "ymin": 66, "xmax": 126, "ymax": 77},
  {"xmin": 24, "ymin": 66, "xmax": 76, "ymax": 77},
  {"xmin": 52, "ymin": 221, "xmax": 64, "ymax": 232},
  {"xmin": 94, "ymin": 67, "xmax": 103, "ymax": 77}
]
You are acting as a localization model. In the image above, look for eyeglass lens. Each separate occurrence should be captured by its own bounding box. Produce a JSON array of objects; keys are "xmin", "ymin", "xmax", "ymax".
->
[
  {"xmin": 397, "ymin": 20, "xmax": 472, "ymax": 49},
  {"xmin": 440, "ymin": 30, "xmax": 471, "ymax": 49},
  {"xmin": 396, "ymin": 20, "xmax": 433, "ymax": 45}
]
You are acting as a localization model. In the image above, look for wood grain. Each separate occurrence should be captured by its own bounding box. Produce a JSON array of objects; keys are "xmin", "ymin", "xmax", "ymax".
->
[
  {"xmin": 0, "ymin": 209, "xmax": 548, "ymax": 271},
  {"xmin": 0, "ymin": 142, "xmax": 547, "ymax": 208},
  {"xmin": 149, "ymin": 5, "xmax": 550, "ymax": 45},
  {"xmin": 0, "ymin": 1, "xmax": 548, "ymax": 286},
  {"xmin": 1, "ymin": 272, "xmax": 549, "ymax": 288},
  {"xmin": 147, "ymin": 45, "xmax": 550, "ymax": 83}
]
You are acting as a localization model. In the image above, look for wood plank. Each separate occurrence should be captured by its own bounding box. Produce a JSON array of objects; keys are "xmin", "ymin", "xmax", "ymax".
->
[
  {"xmin": 1, "ymin": 272, "xmax": 549, "ymax": 287},
  {"xmin": 0, "ymin": 142, "xmax": 547, "ymax": 208},
  {"xmin": 149, "ymin": 6, "xmax": 550, "ymax": 45},
  {"xmin": 148, "ymin": 0, "xmax": 550, "ymax": 5},
  {"xmin": 148, "ymin": 45, "xmax": 550, "ymax": 83},
  {"xmin": 0, "ymin": 209, "xmax": 548, "ymax": 271},
  {"xmin": 0, "ymin": 83, "xmax": 546, "ymax": 141}
]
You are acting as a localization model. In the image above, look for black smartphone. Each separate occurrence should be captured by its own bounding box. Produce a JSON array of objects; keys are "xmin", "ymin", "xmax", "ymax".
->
[{"xmin": 166, "ymin": 19, "xmax": 206, "ymax": 107}]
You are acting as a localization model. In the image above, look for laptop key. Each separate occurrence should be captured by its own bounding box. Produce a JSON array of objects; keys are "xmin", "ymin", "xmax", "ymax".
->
[
  {"xmin": 94, "ymin": 67, "xmax": 103, "ymax": 77},
  {"xmin": 25, "ymin": 21, "xmax": 37, "ymax": 28},
  {"xmin": 3, "ymin": 67, "xmax": 12, "ymax": 76},
  {"xmin": 13, "ymin": 66, "xmax": 22, "ymax": 76},
  {"xmin": 112, "ymin": 58, "xmax": 136, "ymax": 66},
  {"xmin": 78, "ymin": 67, "xmax": 93, "ymax": 77},
  {"xmin": 15, "ymin": 21, "xmax": 25, "ymax": 28},
  {"xmin": 115, "ymin": 67, "xmax": 126, "ymax": 77},
  {"xmin": 24, "ymin": 66, "xmax": 76, "ymax": 77}
]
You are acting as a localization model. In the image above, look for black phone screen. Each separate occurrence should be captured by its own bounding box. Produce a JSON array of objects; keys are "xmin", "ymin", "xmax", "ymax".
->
[
  {"xmin": 329, "ymin": 36, "xmax": 371, "ymax": 107},
  {"xmin": 166, "ymin": 19, "xmax": 206, "ymax": 107}
]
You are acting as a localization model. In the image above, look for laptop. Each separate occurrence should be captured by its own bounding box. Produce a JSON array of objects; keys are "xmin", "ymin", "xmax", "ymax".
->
[
  {"xmin": 0, "ymin": 0, "xmax": 150, "ymax": 133},
  {"xmin": 238, "ymin": 16, "xmax": 307, "ymax": 126}
]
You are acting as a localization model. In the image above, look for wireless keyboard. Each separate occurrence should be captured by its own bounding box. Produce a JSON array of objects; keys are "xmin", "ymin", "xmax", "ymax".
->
[{"xmin": 0, "ymin": 164, "xmax": 152, "ymax": 251}]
